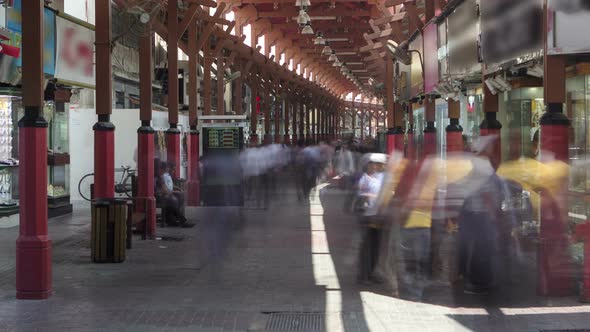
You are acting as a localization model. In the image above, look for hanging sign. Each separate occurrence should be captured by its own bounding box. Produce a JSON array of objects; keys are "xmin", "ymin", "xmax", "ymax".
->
[
  {"xmin": 547, "ymin": 0, "xmax": 590, "ymax": 54},
  {"xmin": 5, "ymin": 0, "xmax": 55, "ymax": 75},
  {"xmin": 55, "ymin": 15, "xmax": 95, "ymax": 87}
]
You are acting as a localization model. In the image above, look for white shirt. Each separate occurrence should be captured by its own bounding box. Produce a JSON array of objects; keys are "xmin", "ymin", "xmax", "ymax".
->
[
  {"xmin": 162, "ymin": 172, "xmax": 174, "ymax": 191},
  {"xmin": 358, "ymin": 172, "xmax": 384, "ymax": 208}
]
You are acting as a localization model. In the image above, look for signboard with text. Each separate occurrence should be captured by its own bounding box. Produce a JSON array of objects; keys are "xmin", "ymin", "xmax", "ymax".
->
[
  {"xmin": 55, "ymin": 15, "xmax": 95, "ymax": 87},
  {"xmin": 6, "ymin": 0, "xmax": 55, "ymax": 75},
  {"xmin": 547, "ymin": 0, "xmax": 590, "ymax": 55}
]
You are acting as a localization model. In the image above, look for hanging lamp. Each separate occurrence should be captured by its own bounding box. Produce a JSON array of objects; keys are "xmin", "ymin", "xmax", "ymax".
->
[
  {"xmin": 295, "ymin": 0, "xmax": 311, "ymax": 7},
  {"xmin": 328, "ymin": 50, "xmax": 337, "ymax": 61},
  {"xmin": 322, "ymin": 42, "xmax": 332, "ymax": 55},
  {"xmin": 301, "ymin": 23, "xmax": 314, "ymax": 34}
]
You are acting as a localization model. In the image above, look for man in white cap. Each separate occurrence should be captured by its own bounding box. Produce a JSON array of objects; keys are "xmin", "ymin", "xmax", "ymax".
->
[{"xmin": 357, "ymin": 153, "xmax": 387, "ymax": 284}]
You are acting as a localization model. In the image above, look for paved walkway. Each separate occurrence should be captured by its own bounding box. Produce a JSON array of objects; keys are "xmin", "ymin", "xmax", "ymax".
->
[{"xmin": 0, "ymin": 182, "xmax": 589, "ymax": 331}]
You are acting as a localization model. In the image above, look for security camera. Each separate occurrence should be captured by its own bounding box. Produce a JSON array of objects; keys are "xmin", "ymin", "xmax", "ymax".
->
[{"xmin": 386, "ymin": 40, "xmax": 412, "ymax": 66}]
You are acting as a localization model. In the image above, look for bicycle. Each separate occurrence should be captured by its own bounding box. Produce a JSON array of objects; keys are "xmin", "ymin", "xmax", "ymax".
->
[{"xmin": 78, "ymin": 165, "xmax": 136, "ymax": 201}]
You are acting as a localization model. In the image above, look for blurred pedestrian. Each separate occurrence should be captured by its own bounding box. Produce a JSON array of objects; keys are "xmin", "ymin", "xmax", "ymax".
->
[{"xmin": 357, "ymin": 153, "xmax": 387, "ymax": 285}]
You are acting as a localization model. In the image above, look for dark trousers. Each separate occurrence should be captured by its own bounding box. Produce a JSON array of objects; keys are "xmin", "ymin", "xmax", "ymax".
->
[
  {"xmin": 459, "ymin": 217, "xmax": 496, "ymax": 290},
  {"xmin": 358, "ymin": 224, "xmax": 382, "ymax": 282},
  {"xmin": 163, "ymin": 192, "xmax": 186, "ymax": 224}
]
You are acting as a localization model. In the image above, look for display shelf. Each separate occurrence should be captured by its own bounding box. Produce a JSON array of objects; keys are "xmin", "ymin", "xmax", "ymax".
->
[
  {"xmin": 47, "ymin": 152, "xmax": 70, "ymax": 166},
  {"xmin": 0, "ymin": 202, "xmax": 19, "ymax": 218}
]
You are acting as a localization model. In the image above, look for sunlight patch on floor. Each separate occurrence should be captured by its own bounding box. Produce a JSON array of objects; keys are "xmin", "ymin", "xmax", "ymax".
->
[
  {"xmin": 310, "ymin": 183, "xmax": 344, "ymax": 331},
  {"xmin": 500, "ymin": 306, "xmax": 590, "ymax": 315}
]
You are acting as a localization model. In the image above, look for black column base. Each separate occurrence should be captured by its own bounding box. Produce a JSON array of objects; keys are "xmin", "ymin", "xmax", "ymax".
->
[
  {"xmin": 424, "ymin": 121, "xmax": 436, "ymax": 133},
  {"xmin": 446, "ymin": 118, "xmax": 463, "ymax": 132},
  {"xmin": 480, "ymin": 112, "xmax": 502, "ymax": 130}
]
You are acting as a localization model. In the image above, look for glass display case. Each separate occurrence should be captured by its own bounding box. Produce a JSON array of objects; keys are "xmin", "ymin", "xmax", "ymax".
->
[
  {"xmin": 566, "ymin": 75, "xmax": 590, "ymax": 194},
  {"xmin": 47, "ymin": 165, "xmax": 69, "ymax": 199},
  {"xmin": 48, "ymin": 102, "xmax": 69, "ymax": 155},
  {"xmin": 0, "ymin": 94, "xmax": 20, "ymax": 222},
  {"xmin": 46, "ymin": 101, "xmax": 72, "ymax": 217}
]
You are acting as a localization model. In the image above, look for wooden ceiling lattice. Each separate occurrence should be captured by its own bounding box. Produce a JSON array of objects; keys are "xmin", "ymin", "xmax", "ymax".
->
[{"xmin": 114, "ymin": 0, "xmax": 447, "ymax": 102}]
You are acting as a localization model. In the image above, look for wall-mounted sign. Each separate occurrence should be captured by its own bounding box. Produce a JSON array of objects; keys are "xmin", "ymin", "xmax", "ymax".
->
[
  {"xmin": 447, "ymin": 0, "xmax": 479, "ymax": 75},
  {"xmin": 547, "ymin": 0, "xmax": 590, "ymax": 55},
  {"xmin": 423, "ymin": 23, "xmax": 439, "ymax": 94},
  {"xmin": 55, "ymin": 15, "xmax": 95, "ymax": 87},
  {"xmin": 481, "ymin": 0, "xmax": 543, "ymax": 65},
  {"xmin": 6, "ymin": 0, "xmax": 55, "ymax": 76},
  {"xmin": 206, "ymin": 128, "xmax": 240, "ymax": 149},
  {"xmin": 409, "ymin": 34, "xmax": 424, "ymax": 97}
]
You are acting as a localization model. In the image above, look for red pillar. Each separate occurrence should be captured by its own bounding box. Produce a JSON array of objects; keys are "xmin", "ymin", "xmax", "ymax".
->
[
  {"xmin": 423, "ymin": 98, "xmax": 437, "ymax": 158},
  {"xmin": 250, "ymin": 83, "xmax": 259, "ymax": 146},
  {"xmin": 166, "ymin": 128, "xmax": 181, "ymax": 176},
  {"xmin": 298, "ymin": 101, "xmax": 305, "ymax": 144},
  {"xmin": 186, "ymin": 20, "xmax": 200, "ymax": 206},
  {"xmin": 291, "ymin": 100, "xmax": 298, "ymax": 144},
  {"xmin": 137, "ymin": 31, "xmax": 156, "ymax": 237},
  {"xmin": 275, "ymin": 97, "xmax": 282, "ymax": 144},
  {"xmin": 575, "ymin": 221, "xmax": 590, "ymax": 301},
  {"xmin": 536, "ymin": 52, "xmax": 573, "ymax": 296},
  {"xmin": 284, "ymin": 99, "xmax": 291, "ymax": 145},
  {"xmin": 446, "ymin": 99, "xmax": 463, "ymax": 153},
  {"xmin": 186, "ymin": 129, "xmax": 200, "ymax": 205},
  {"xmin": 137, "ymin": 127, "xmax": 155, "ymax": 237},
  {"xmin": 17, "ymin": 0, "xmax": 51, "ymax": 300},
  {"xmin": 264, "ymin": 92, "xmax": 273, "ymax": 145},
  {"xmin": 167, "ymin": 0, "xmax": 180, "ymax": 176},
  {"xmin": 406, "ymin": 104, "xmax": 416, "ymax": 160},
  {"xmin": 480, "ymin": 84, "xmax": 502, "ymax": 167}
]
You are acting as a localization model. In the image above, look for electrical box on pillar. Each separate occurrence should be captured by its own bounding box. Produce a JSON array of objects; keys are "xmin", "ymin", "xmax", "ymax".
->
[{"xmin": 200, "ymin": 117, "xmax": 246, "ymax": 207}]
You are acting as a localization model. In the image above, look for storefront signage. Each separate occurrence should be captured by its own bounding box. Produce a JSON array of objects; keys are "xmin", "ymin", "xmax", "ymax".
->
[
  {"xmin": 6, "ymin": 0, "xmax": 56, "ymax": 76},
  {"xmin": 446, "ymin": 0, "xmax": 479, "ymax": 75},
  {"xmin": 55, "ymin": 15, "xmax": 95, "ymax": 87},
  {"xmin": 423, "ymin": 24, "xmax": 439, "ymax": 94},
  {"xmin": 206, "ymin": 128, "xmax": 240, "ymax": 149},
  {"xmin": 547, "ymin": 0, "xmax": 590, "ymax": 55},
  {"xmin": 480, "ymin": 0, "xmax": 543, "ymax": 65},
  {"xmin": 409, "ymin": 34, "xmax": 424, "ymax": 97}
]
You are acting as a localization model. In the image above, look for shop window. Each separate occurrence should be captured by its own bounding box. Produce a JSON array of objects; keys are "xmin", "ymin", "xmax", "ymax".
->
[
  {"xmin": 115, "ymin": 91, "xmax": 125, "ymax": 109},
  {"xmin": 567, "ymin": 75, "xmax": 590, "ymax": 194}
]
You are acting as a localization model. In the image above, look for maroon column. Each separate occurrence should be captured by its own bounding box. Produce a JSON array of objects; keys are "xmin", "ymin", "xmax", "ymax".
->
[
  {"xmin": 446, "ymin": 99, "xmax": 463, "ymax": 153},
  {"xmin": 186, "ymin": 21, "xmax": 200, "ymax": 206},
  {"xmin": 291, "ymin": 100, "xmax": 298, "ymax": 144},
  {"xmin": 93, "ymin": 0, "xmax": 116, "ymax": 199},
  {"xmin": 250, "ymin": 82, "xmax": 259, "ymax": 146},
  {"xmin": 479, "ymin": 84, "xmax": 502, "ymax": 166},
  {"xmin": 298, "ymin": 101, "xmax": 304, "ymax": 143},
  {"xmin": 167, "ymin": 0, "xmax": 180, "ymax": 176},
  {"xmin": 360, "ymin": 105, "xmax": 365, "ymax": 140},
  {"xmin": 536, "ymin": 52, "xmax": 573, "ymax": 296},
  {"xmin": 423, "ymin": 98, "xmax": 437, "ymax": 158},
  {"xmin": 274, "ymin": 96, "xmax": 281, "ymax": 144},
  {"xmin": 306, "ymin": 102, "xmax": 311, "ymax": 144},
  {"xmin": 138, "ymin": 31, "xmax": 156, "ymax": 237},
  {"xmin": 284, "ymin": 99, "xmax": 291, "ymax": 145},
  {"xmin": 264, "ymin": 92, "xmax": 272, "ymax": 145},
  {"xmin": 17, "ymin": 0, "xmax": 51, "ymax": 300}
]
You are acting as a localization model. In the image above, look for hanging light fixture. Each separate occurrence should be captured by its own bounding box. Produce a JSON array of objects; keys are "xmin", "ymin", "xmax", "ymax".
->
[
  {"xmin": 322, "ymin": 42, "xmax": 332, "ymax": 55},
  {"xmin": 328, "ymin": 50, "xmax": 337, "ymax": 61},
  {"xmin": 301, "ymin": 23, "xmax": 314, "ymax": 34},
  {"xmin": 314, "ymin": 32, "xmax": 325, "ymax": 45},
  {"xmin": 295, "ymin": 0, "xmax": 311, "ymax": 7},
  {"xmin": 297, "ymin": 9, "xmax": 310, "ymax": 25}
]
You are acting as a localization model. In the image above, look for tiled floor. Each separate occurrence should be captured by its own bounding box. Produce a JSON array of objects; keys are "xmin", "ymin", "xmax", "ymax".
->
[{"xmin": 0, "ymin": 181, "xmax": 589, "ymax": 331}]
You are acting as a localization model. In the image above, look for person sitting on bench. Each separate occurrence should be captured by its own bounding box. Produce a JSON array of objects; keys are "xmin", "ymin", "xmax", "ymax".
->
[{"xmin": 157, "ymin": 162, "xmax": 189, "ymax": 227}]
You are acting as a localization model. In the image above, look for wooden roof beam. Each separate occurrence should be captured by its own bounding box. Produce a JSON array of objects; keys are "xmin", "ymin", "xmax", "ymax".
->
[{"xmin": 258, "ymin": 7, "xmax": 371, "ymax": 18}]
